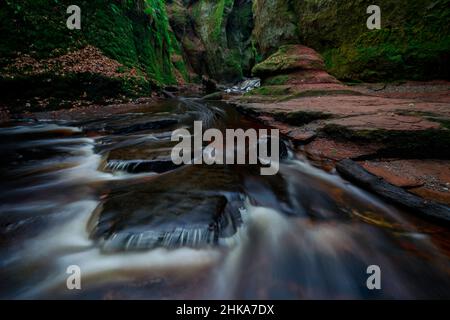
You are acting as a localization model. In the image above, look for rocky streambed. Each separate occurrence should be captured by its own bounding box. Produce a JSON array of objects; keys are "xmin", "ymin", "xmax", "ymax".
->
[
  {"xmin": 232, "ymin": 80, "xmax": 450, "ymax": 211},
  {"xmin": 225, "ymin": 45, "xmax": 450, "ymax": 212},
  {"xmin": 1, "ymin": 94, "xmax": 450, "ymax": 299}
]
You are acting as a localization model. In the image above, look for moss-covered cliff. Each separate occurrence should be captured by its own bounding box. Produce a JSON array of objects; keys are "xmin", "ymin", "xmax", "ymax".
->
[
  {"xmin": 1, "ymin": 0, "xmax": 448, "ymax": 95},
  {"xmin": 0, "ymin": 0, "xmax": 189, "ymax": 97},
  {"xmin": 167, "ymin": 0, "xmax": 255, "ymax": 82},
  {"xmin": 252, "ymin": 0, "xmax": 450, "ymax": 82},
  {"xmin": 168, "ymin": 0, "xmax": 449, "ymax": 83},
  {"xmin": 252, "ymin": 0, "xmax": 299, "ymax": 57}
]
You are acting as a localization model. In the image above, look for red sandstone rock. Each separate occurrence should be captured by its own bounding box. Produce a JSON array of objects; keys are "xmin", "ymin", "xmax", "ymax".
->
[
  {"xmin": 359, "ymin": 159, "xmax": 450, "ymax": 205},
  {"xmin": 304, "ymin": 138, "xmax": 381, "ymax": 161},
  {"xmin": 252, "ymin": 45, "xmax": 340, "ymax": 85}
]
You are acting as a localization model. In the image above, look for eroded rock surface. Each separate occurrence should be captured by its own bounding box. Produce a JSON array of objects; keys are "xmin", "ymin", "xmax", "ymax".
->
[{"xmin": 235, "ymin": 79, "xmax": 450, "ymax": 208}]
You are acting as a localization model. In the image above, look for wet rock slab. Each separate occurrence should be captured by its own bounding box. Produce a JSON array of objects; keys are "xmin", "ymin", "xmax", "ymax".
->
[
  {"xmin": 304, "ymin": 138, "xmax": 382, "ymax": 161},
  {"xmin": 90, "ymin": 165, "xmax": 244, "ymax": 252},
  {"xmin": 104, "ymin": 118, "xmax": 178, "ymax": 134},
  {"xmin": 336, "ymin": 159, "xmax": 450, "ymax": 223},
  {"xmin": 235, "ymin": 81, "xmax": 450, "ymax": 207},
  {"xmin": 360, "ymin": 159, "xmax": 450, "ymax": 205},
  {"xmin": 105, "ymin": 159, "xmax": 182, "ymax": 174}
]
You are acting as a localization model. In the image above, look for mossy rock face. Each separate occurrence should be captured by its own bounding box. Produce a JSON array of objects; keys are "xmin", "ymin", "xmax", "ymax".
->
[
  {"xmin": 166, "ymin": 0, "xmax": 255, "ymax": 82},
  {"xmin": 251, "ymin": 44, "xmax": 340, "ymax": 85},
  {"xmin": 290, "ymin": 0, "xmax": 450, "ymax": 82},
  {"xmin": 252, "ymin": 0, "xmax": 300, "ymax": 57},
  {"xmin": 249, "ymin": 0, "xmax": 450, "ymax": 82},
  {"xmin": 264, "ymin": 75, "xmax": 290, "ymax": 85},
  {"xmin": 185, "ymin": 0, "xmax": 255, "ymax": 82},
  {"xmin": 252, "ymin": 45, "xmax": 326, "ymax": 77},
  {"xmin": 0, "ymin": 0, "xmax": 184, "ymax": 85},
  {"xmin": 0, "ymin": 72, "xmax": 150, "ymax": 112}
]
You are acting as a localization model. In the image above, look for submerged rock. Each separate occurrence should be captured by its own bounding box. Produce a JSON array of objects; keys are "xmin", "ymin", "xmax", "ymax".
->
[
  {"xmin": 105, "ymin": 159, "xmax": 182, "ymax": 174},
  {"xmin": 105, "ymin": 119, "xmax": 178, "ymax": 134},
  {"xmin": 90, "ymin": 165, "xmax": 244, "ymax": 252}
]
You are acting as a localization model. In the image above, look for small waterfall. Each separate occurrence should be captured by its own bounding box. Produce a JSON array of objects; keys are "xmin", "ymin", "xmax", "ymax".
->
[
  {"xmin": 101, "ymin": 227, "xmax": 217, "ymax": 252},
  {"xmin": 104, "ymin": 159, "xmax": 180, "ymax": 174},
  {"xmin": 225, "ymin": 78, "xmax": 261, "ymax": 94}
]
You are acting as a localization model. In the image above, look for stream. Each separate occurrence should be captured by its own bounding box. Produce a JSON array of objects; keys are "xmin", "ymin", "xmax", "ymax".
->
[{"xmin": 0, "ymin": 98, "xmax": 449, "ymax": 299}]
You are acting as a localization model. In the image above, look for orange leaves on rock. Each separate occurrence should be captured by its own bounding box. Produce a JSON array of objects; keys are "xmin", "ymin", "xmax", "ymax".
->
[{"xmin": 4, "ymin": 46, "xmax": 142, "ymax": 80}]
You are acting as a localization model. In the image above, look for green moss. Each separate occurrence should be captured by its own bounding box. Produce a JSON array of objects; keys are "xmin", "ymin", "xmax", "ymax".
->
[
  {"xmin": 190, "ymin": 0, "xmax": 254, "ymax": 81},
  {"xmin": 1, "ymin": 0, "xmax": 182, "ymax": 86},
  {"xmin": 252, "ymin": 44, "xmax": 323, "ymax": 77},
  {"xmin": 324, "ymin": 29, "xmax": 450, "ymax": 81},
  {"xmin": 215, "ymin": 0, "xmax": 450, "ymax": 82},
  {"xmin": 252, "ymin": 0, "xmax": 300, "ymax": 56},
  {"xmin": 264, "ymin": 75, "xmax": 290, "ymax": 85},
  {"xmin": 169, "ymin": 31, "xmax": 189, "ymax": 82},
  {"xmin": 292, "ymin": 0, "xmax": 450, "ymax": 82}
]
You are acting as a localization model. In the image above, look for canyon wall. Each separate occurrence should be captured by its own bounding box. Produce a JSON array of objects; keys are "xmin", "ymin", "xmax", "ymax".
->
[{"xmin": 170, "ymin": 0, "xmax": 450, "ymax": 82}]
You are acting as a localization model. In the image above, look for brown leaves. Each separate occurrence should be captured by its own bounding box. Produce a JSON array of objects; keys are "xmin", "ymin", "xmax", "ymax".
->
[{"xmin": 3, "ymin": 46, "xmax": 141, "ymax": 80}]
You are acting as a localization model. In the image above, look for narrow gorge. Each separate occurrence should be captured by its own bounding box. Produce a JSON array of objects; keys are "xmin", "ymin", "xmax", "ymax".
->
[{"xmin": 0, "ymin": 0, "xmax": 449, "ymax": 300}]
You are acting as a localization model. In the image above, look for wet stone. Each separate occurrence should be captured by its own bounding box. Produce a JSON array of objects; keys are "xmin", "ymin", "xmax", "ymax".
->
[
  {"xmin": 91, "ymin": 165, "xmax": 244, "ymax": 252},
  {"xmin": 105, "ymin": 119, "xmax": 178, "ymax": 134},
  {"xmin": 105, "ymin": 159, "xmax": 182, "ymax": 174}
]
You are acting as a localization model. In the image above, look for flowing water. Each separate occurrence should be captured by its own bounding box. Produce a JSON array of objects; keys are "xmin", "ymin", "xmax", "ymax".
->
[{"xmin": 0, "ymin": 98, "xmax": 449, "ymax": 299}]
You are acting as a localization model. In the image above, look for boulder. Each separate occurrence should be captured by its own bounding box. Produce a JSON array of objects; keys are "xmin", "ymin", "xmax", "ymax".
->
[
  {"xmin": 252, "ymin": 45, "xmax": 339, "ymax": 85},
  {"xmin": 202, "ymin": 76, "xmax": 218, "ymax": 94}
]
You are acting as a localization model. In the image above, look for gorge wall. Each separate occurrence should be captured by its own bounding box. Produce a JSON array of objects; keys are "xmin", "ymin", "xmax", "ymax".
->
[
  {"xmin": 170, "ymin": 0, "xmax": 450, "ymax": 83},
  {"xmin": 166, "ymin": 0, "xmax": 255, "ymax": 82},
  {"xmin": 1, "ymin": 0, "xmax": 449, "ymax": 97},
  {"xmin": 1, "ymin": 0, "xmax": 189, "ymax": 111}
]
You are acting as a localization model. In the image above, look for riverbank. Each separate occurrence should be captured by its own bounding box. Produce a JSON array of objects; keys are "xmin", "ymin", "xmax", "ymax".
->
[
  {"xmin": 4, "ymin": 79, "xmax": 450, "ymax": 220},
  {"xmin": 230, "ymin": 80, "xmax": 450, "ymax": 214}
]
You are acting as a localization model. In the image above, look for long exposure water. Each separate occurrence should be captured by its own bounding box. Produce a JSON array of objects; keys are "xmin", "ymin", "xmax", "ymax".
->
[{"xmin": 0, "ymin": 98, "xmax": 449, "ymax": 299}]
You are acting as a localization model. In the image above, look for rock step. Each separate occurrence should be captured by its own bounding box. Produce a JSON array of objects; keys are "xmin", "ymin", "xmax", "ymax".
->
[
  {"xmin": 105, "ymin": 159, "xmax": 181, "ymax": 174},
  {"xmin": 336, "ymin": 159, "xmax": 450, "ymax": 223}
]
